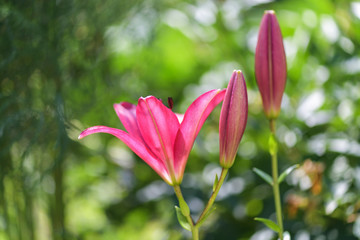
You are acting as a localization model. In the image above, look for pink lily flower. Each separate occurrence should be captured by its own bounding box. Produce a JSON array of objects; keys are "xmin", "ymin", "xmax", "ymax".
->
[
  {"xmin": 79, "ymin": 89, "xmax": 225, "ymax": 185},
  {"xmin": 219, "ymin": 70, "xmax": 248, "ymax": 168},
  {"xmin": 255, "ymin": 10, "xmax": 287, "ymax": 120}
]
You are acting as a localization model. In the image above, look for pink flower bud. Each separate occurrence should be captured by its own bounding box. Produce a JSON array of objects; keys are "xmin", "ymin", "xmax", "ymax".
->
[
  {"xmin": 255, "ymin": 10, "xmax": 287, "ymax": 119},
  {"xmin": 219, "ymin": 70, "xmax": 248, "ymax": 168}
]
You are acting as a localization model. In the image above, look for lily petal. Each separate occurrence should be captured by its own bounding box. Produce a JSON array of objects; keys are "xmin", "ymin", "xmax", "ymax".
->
[
  {"xmin": 113, "ymin": 102, "xmax": 143, "ymax": 141},
  {"xmin": 173, "ymin": 89, "xmax": 226, "ymax": 181},
  {"xmin": 136, "ymin": 96, "xmax": 180, "ymax": 178},
  {"xmin": 175, "ymin": 113, "xmax": 184, "ymax": 124},
  {"xmin": 78, "ymin": 126, "xmax": 172, "ymax": 184}
]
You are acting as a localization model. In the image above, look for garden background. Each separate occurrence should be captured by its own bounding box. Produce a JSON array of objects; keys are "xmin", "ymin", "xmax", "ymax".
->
[{"xmin": 1, "ymin": 0, "xmax": 360, "ymax": 239}]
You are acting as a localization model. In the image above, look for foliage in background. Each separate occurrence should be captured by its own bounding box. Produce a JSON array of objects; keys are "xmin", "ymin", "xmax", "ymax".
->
[{"xmin": 1, "ymin": 0, "xmax": 360, "ymax": 239}]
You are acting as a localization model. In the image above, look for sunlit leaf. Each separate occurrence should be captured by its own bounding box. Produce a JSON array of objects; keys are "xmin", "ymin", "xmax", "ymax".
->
[
  {"xmin": 278, "ymin": 164, "xmax": 299, "ymax": 184},
  {"xmin": 254, "ymin": 217, "xmax": 280, "ymax": 233},
  {"xmin": 175, "ymin": 206, "xmax": 191, "ymax": 231},
  {"xmin": 253, "ymin": 168, "xmax": 273, "ymax": 186},
  {"xmin": 213, "ymin": 174, "xmax": 219, "ymax": 192}
]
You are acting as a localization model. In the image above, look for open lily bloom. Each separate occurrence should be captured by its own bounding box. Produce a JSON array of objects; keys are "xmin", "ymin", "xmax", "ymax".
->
[{"xmin": 79, "ymin": 89, "xmax": 225, "ymax": 185}]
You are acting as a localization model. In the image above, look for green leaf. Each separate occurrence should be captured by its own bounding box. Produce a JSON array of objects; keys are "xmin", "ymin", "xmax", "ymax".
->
[
  {"xmin": 175, "ymin": 206, "xmax": 191, "ymax": 231},
  {"xmin": 254, "ymin": 217, "xmax": 280, "ymax": 233},
  {"xmin": 278, "ymin": 164, "xmax": 299, "ymax": 184},
  {"xmin": 197, "ymin": 206, "xmax": 216, "ymax": 227},
  {"xmin": 213, "ymin": 174, "xmax": 219, "ymax": 192},
  {"xmin": 253, "ymin": 168, "xmax": 273, "ymax": 185},
  {"xmin": 268, "ymin": 133, "xmax": 278, "ymax": 155}
]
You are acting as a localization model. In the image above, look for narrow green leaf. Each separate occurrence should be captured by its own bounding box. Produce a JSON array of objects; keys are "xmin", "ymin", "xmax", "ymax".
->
[
  {"xmin": 197, "ymin": 206, "xmax": 216, "ymax": 227},
  {"xmin": 175, "ymin": 206, "xmax": 191, "ymax": 231},
  {"xmin": 253, "ymin": 168, "xmax": 273, "ymax": 185},
  {"xmin": 268, "ymin": 133, "xmax": 278, "ymax": 155},
  {"xmin": 213, "ymin": 174, "xmax": 219, "ymax": 192},
  {"xmin": 254, "ymin": 217, "xmax": 280, "ymax": 232},
  {"xmin": 278, "ymin": 164, "xmax": 299, "ymax": 184}
]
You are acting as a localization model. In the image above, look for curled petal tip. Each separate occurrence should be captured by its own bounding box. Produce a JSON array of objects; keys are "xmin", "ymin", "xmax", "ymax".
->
[
  {"xmin": 78, "ymin": 131, "xmax": 86, "ymax": 139},
  {"xmin": 140, "ymin": 95, "xmax": 155, "ymax": 100}
]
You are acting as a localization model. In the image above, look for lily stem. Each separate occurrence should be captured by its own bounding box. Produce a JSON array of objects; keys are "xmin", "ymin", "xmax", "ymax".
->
[
  {"xmin": 269, "ymin": 119, "xmax": 283, "ymax": 240},
  {"xmin": 173, "ymin": 185, "xmax": 198, "ymax": 240},
  {"xmin": 174, "ymin": 168, "xmax": 229, "ymax": 240},
  {"xmin": 196, "ymin": 168, "xmax": 228, "ymax": 226},
  {"xmin": 192, "ymin": 225, "xmax": 199, "ymax": 240}
]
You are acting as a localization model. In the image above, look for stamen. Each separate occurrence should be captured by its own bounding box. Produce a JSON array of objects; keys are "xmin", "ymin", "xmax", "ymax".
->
[{"xmin": 167, "ymin": 97, "xmax": 174, "ymax": 110}]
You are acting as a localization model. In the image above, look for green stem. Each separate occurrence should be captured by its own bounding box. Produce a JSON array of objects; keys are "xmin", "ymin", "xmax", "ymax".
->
[
  {"xmin": 192, "ymin": 226, "xmax": 199, "ymax": 240},
  {"xmin": 269, "ymin": 119, "xmax": 283, "ymax": 240},
  {"xmin": 196, "ymin": 168, "xmax": 228, "ymax": 226},
  {"xmin": 270, "ymin": 118, "xmax": 276, "ymax": 133},
  {"xmin": 173, "ymin": 168, "xmax": 229, "ymax": 239},
  {"xmin": 173, "ymin": 185, "xmax": 198, "ymax": 240}
]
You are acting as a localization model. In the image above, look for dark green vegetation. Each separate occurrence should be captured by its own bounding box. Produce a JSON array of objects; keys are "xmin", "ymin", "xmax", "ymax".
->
[{"xmin": 1, "ymin": 0, "xmax": 360, "ymax": 239}]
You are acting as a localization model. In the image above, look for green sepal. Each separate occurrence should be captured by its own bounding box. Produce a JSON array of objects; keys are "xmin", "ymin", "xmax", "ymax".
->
[
  {"xmin": 254, "ymin": 217, "xmax": 280, "ymax": 233},
  {"xmin": 175, "ymin": 206, "xmax": 191, "ymax": 231},
  {"xmin": 178, "ymin": 197, "xmax": 190, "ymax": 216},
  {"xmin": 278, "ymin": 164, "xmax": 299, "ymax": 184},
  {"xmin": 197, "ymin": 206, "xmax": 216, "ymax": 227},
  {"xmin": 268, "ymin": 133, "xmax": 278, "ymax": 156},
  {"xmin": 253, "ymin": 168, "xmax": 273, "ymax": 186},
  {"xmin": 213, "ymin": 174, "xmax": 219, "ymax": 192}
]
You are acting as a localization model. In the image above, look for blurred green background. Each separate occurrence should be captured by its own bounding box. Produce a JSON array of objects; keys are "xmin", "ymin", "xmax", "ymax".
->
[{"xmin": 1, "ymin": 0, "xmax": 360, "ymax": 239}]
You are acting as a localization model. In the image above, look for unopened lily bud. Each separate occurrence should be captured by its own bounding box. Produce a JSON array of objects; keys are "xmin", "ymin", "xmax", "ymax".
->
[
  {"xmin": 219, "ymin": 70, "xmax": 248, "ymax": 168},
  {"xmin": 255, "ymin": 10, "xmax": 287, "ymax": 119}
]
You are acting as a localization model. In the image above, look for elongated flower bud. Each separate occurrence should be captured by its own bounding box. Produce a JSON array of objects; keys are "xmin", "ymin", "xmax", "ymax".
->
[
  {"xmin": 219, "ymin": 70, "xmax": 248, "ymax": 168},
  {"xmin": 255, "ymin": 10, "xmax": 286, "ymax": 119}
]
